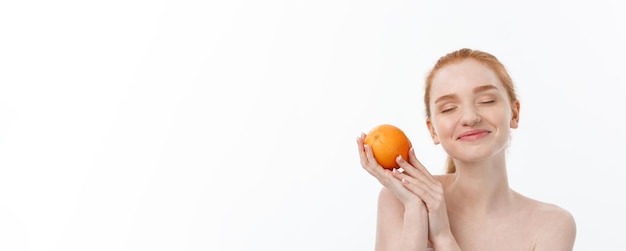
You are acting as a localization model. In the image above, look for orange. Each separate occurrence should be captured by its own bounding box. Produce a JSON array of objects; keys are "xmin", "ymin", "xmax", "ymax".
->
[{"xmin": 364, "ymin": 124, "xmax": 411, "ymax": 169}]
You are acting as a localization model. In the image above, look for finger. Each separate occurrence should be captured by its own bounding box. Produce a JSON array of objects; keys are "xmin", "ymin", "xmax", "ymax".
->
[
  {"xmin": 356, "ymin": 134, "xmax": 370, "ymax": 167},
  {"xmin": 396, "ymin": 155, "xmax": 435, "ymax": 190},
  {"xmin": 357, "ymin": 136, "xmax": 388, "ymax": 179},
  {"xmin": 362, "ymin": 144, "xmax": 387, "ymax": 177},
  {"xmin": 407, "ymin": 147, "xmax": 437, "ymax": 183},
  {"xmin": 384, "ymin": 169, "xmax": 428, "ymax": 205},
  {"xmin": 361, "ymin": 133, "xmax": 384, "ymax": 167},
  {"xmin": 357, "ymin": 134, "xmax": 400, "ymax": 189},
  {"xmin": 395, "ymin": 147, "xmax": 429, "ymax": 180},
  {"xmin": 407, "ymin": 147, "xmax": 425, "ymax": 170},
  {"xmin": 395, "ymin": 159, "xmax": 446, "ymax": 210},
  {"xmin": 398, "ymin": 174, "xmax": 436, "ymax": 204},
  {"xmin": 404, "ymin": 181, "xmax": 443, "ymax": 213},
  {"xmin": 398, "ymin": 149, "xmax": 420, "ymax": 178},
  {"xmin": 359, "ymin": 135, "xmax": 414, "ymax": 192}
]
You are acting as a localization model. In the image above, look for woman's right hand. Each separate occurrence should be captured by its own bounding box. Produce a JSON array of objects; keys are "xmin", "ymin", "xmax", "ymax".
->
[
  {"xmin": 357, "ymin": 133, "xmax": 426, "ymax": 209},
  {"xmin": 358, "ymin": 133, "xmax": 431, "ymax": 250}
]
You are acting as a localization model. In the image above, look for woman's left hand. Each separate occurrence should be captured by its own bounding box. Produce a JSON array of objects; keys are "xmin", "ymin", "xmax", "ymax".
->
[{"xmin": 391, "ymin": 148, "xmax": 454, "ymax": 245}]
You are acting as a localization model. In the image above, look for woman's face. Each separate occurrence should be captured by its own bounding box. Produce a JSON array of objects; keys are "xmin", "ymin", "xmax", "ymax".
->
[{"xmin": 427, "ymin": 59, "xmax": 520, "ymax": 163}]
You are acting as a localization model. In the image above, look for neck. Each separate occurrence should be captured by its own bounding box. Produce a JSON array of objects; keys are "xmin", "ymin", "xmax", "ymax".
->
[{"xmin": 447, "ymin": 154, "xmax": 513, "ymax": 216}]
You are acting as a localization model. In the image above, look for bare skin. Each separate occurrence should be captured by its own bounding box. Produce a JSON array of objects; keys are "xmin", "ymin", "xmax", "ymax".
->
[
  {"xmin": 357, "ymin": 58, "xmax": 576, "ymax": 250},
  {"xmin": 371, "ymin": 172, "xmax": 576, "ymax": 251}
]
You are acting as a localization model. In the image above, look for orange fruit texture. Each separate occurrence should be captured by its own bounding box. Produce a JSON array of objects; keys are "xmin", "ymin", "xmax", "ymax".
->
[{"xmin": 364, "ymin": 124, "xmax": 412, "ymax": 169}]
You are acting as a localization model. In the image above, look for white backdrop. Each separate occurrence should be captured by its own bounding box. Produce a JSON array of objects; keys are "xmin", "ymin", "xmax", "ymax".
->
[{"xmin": 1, "ymin": 1, "xmax": 625, "ymax": 250}]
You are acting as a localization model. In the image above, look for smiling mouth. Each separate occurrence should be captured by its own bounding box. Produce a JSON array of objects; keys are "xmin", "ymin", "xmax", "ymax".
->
[{"xmin": 457, "ymin": 130, "xmax": 491, "ymax": 140}]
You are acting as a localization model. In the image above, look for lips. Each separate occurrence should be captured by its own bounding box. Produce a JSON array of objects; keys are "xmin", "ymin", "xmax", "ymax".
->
[{"xmin": 457, "ymin": 129, "xmax": 491, "ymax": 141}]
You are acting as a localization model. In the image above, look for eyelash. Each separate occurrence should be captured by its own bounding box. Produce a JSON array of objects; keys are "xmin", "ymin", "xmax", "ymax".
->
[
  {"xmin": 441, "ymin": 107, "xmax": 456, "ymax": 113},
  {"xmin": 440, "ymin": 100, "xmax": 495, "ymax": 113}
]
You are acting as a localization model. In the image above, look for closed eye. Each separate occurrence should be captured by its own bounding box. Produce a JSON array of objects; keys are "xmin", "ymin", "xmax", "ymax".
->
[
  {"xmin": 479, "ymin": 100, "xmax": 495, "ymax": 104},
  {"xmin": 441, "ymin": 107, "xmax": 456, "ymax": 113}
]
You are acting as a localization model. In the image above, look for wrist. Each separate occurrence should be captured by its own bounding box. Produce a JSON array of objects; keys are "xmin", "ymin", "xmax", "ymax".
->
[
  {"xmin": 403, "ymin": 203, "xmax": 427, "ymax": 215},
  {"xmin": 432, "ymin": 231, "xmax": 460, "ymax": 251},
  {"xmin": 403, "ymin": 205, "xmax": 428, "ymax": 225}
]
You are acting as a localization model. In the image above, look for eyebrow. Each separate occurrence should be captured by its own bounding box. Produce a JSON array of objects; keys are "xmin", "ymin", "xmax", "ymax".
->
[
  {"xmin": 473, "ymin": 84, "xmax": 499, "ymax": 94},
  {"xmin": 433, "ymin": 84, "xmax": 500, "ymax": 104}
]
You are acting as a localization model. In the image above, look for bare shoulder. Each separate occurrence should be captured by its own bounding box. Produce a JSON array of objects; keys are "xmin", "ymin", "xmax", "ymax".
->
[
  {"xmin": 517, "ymin": 193, "xmax": 577, "ymax": 250},
  {"xmin": 377, "ymin": 186, "xmax": 403, "ymax": 212},
  {"xmin": 533, "ymin": 200, "xmax": 575, "ymax": 222},
  {"xmin": 521, "ymin": 193, "xmax": 576, "ymax": 229}
]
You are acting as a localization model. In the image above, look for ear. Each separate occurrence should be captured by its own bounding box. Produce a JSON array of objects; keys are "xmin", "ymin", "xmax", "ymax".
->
[
  {"xmin": 426, "ymin": 118, "xmax": 440, "ymax": 145},
  {"xmin": 510, "ymin": 100, "xmax": 520, "ymax": 129}
]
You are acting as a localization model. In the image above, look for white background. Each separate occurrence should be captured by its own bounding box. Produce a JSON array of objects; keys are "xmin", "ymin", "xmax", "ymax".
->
[{"xmin": 1, "ymin": 1, "xmax": 625, "ymax": 250}]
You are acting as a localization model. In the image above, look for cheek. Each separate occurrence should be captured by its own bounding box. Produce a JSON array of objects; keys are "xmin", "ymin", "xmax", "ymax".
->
[
  {"xmin": 498, "ymin": 107, "xmax": 514, "ymax": 126},
  {"xmin": 432, "ymin": 117, "xmax": 455, "ymax": 137}
]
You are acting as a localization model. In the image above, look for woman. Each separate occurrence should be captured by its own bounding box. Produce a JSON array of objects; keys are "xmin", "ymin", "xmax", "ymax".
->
[{"xmin": 356, "ymin": 48, "xmax": 576, "ymax": 250}]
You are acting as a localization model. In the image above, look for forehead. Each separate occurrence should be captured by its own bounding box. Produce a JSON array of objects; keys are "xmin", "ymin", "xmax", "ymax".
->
[{"xmin": 430, "ymin": 59, "xmax": 504, "ymax": 97}]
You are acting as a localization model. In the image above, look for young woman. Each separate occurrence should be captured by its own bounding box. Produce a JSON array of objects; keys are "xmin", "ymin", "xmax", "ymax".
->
[{"xmin": 356, "ymin": 48, "xmax": 576, "ymax": 251}]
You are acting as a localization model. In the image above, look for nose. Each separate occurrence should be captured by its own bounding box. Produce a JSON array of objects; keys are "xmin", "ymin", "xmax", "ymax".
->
[{"xmin": 460, "ymin": 106, "xmax": 482, "ymax": 126}]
